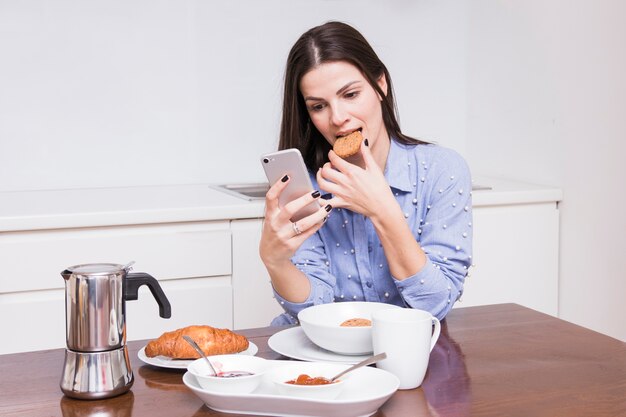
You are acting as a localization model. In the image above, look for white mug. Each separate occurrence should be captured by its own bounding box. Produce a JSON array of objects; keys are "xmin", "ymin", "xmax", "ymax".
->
[{"xmin": 371, "ymin": 308, "xmax": 441, "ymax": 390}]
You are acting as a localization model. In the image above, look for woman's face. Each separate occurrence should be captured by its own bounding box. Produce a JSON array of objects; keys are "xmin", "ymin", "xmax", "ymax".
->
[{"xmin": 299, "ymin": 61, "xmax": 389, "ymax": 150}]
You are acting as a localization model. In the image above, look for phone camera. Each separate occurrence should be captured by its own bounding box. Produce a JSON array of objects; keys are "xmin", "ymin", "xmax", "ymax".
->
[{"xmin": 263, "ymin": 158, "xmax": 270, "ymax": 164}]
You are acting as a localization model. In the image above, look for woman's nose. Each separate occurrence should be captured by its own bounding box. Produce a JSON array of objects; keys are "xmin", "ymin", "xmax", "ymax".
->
[{"xmin": 330, "ymin": 104, "xmax": 349, "ymax": 126}]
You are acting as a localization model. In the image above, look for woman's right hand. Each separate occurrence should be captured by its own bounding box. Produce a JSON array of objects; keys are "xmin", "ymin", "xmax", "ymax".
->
[{"xmin": 259, "ymin": 175, "xmax": 332, "ymax": 268}]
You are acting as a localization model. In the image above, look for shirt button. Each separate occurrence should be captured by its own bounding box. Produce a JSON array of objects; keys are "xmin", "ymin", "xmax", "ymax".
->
[
  {"xmin": 368, "ymin": 246, "xmax": 372, "ymax": 253},
  {"xmin": 366, "ymin": 282, "xmax": 372, "ymax": 288}
]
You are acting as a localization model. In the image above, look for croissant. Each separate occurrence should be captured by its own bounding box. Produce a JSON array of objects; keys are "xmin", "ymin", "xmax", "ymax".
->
[{"xmin": 145, "ymin": 325, "xmax": 249, "ymax": 359}]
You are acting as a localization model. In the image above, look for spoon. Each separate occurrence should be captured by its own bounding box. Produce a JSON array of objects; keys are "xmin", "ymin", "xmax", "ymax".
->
[
  {"xmin": 182, "ymin": 335, "xmax": 218, "ymax": 376},
  {"xmin": 330, "ymin": 352, "xmax": 387, "ymax": 382}
]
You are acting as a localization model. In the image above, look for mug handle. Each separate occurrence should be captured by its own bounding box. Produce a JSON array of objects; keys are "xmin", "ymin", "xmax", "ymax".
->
[{"xmin": 429, "ymin": 317, "xmax": 441, "ymax": 351}]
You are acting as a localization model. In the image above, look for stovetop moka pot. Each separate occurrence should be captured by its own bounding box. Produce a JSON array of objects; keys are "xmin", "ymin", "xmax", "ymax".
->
[{"xmin": 60, "ymin": 262, "xmax": 171, "ymax": 400}]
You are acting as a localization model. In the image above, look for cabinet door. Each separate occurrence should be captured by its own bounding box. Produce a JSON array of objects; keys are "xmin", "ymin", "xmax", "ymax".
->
[
  {"xmin": 461, "ymin": 202, "xmax": 559, "ymax": 316},
  {"xmin": 0, "ymin": 221, "xmax": 234, "ymax": 354},
  {"xmin": 0, "ymin": 222, "xmax": 231, "ymax": 293},
  {"xmin": 231, "ymin": 219, "xmax": 283, "ymax": 329},
  {"xmin": 0, "ymin": 289, "xmax": 65, "ymax": 354},
  {"xmin": 126, "ymin": 276, "xmax": 233, "ymax": 341},
  {"xmin": 0, "ymin": 276, "xmax": 234, "ymax": 355}
]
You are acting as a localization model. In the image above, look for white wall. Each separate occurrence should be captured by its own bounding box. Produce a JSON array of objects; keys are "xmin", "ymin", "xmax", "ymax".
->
[
  {"xmin": 466, "ymin": 0, "xmax": 626, "ymax": 341},
  {"xmin": 0, "ymin": 0, "xmax": 467, "ymax": 191},
  {"xmin": 2, "ymin": 0, "xmax": 624, "ymax": 342}
]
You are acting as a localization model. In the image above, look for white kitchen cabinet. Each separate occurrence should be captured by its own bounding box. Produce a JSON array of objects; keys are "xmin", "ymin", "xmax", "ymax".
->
[
  {"xmin": 126, "ymin": 276, "xmax": 232, "ymax": 341},
  {"xmin": 0, "ymin": 222, "xmax": 231, "ymax": 293},
  {"xmin": 459, "ymin": 201, "xmax": 560, "ymax": 316},
  {"xmin": 0, "ymin": 221, "xmax": 233, "ymax": 354},
  {"xmin": 231, "ymin": 219, "xmax": 283, "ymax": 329},
  {"xmin": 0, "ymin": 289, "xmax": 66, "ymax": 354}
]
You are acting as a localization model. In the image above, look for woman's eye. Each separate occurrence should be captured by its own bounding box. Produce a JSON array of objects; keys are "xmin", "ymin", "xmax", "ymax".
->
[
  {"xmin": 310, "ymin": 103, "xmax": 325, "ymax": 112},
  {"xmin": 344, "ymin": 90, "xmax": 360, "ymax": 99}
]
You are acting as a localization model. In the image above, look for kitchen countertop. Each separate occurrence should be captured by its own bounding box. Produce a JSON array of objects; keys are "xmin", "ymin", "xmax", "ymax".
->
[{"xmin": 0, "ymin": 176, "xmax": 562, "ymax": 232}]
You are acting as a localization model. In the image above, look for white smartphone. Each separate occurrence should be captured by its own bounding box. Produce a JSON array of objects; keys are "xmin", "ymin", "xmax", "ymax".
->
[{"xmin": 260, "ymin": 148, "xmax": 320, "ymax": 222}]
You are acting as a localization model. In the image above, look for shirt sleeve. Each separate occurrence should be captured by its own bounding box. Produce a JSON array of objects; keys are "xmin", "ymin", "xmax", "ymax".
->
[
  {"xmin": 271, "ymin": 231, "xmax": 337, "ymax": 325},
  {"xmin": 393, "ymin": 148, "xmax": 473, "ymax": 320}
]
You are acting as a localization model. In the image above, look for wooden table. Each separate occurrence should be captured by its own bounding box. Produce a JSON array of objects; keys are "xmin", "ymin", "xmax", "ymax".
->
[{"xmin": 1, "ymin": 304, "xmax": 624, "ymax": 417}]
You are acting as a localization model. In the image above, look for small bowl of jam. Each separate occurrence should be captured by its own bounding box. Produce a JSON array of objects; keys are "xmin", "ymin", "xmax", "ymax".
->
[
  {"xmin": 269, "ymin": 362, "xmax": 347, "ymax": 400},
  {"xmin": 187, "ymin": 354, "xmax": 268, "ymax": 394}
]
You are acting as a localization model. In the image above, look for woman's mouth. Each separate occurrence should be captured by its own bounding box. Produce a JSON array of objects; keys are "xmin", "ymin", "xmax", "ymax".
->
[{"xmin": 336, "ymin": 128, "xmax": 362, "ymax": 139}]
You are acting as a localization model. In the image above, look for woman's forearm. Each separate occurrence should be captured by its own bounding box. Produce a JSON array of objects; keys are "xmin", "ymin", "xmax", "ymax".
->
[
  {"xmin": 369, "ymin": 200, "xmax": 427, "ymax": 280},
  {"xmin": 263, "ymin": 259, "xmax": 312, "ymax": 303}
]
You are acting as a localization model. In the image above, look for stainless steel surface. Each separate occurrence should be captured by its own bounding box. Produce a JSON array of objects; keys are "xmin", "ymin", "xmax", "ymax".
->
[
  {"xmin": 121, "ymin": 261, "xmax": 135, "ymax": 271},
  {"xmin": 210, "ymin": 183, "xmax": 269, "ymax": 200},
  {"xmin": 60, "ymin": 262, "xmax": 171, "ymax": 400},
  {"xmin": 62, "ymin": 263, "xmax": 127, "ymax": 352},
  {"xmin": 60, "ymin": 346, "xmax": 134, "ymax": 400},
  {"xmin": 471, "ymin": 183, "xmax": 492, "ymax": 191},
  {"xmin": 211, "ymin": 182, "xmax": 491, "ymax": 201},
  {"xmin": 183, "ymin": 335, "xmax": 218, "ymax": 376},
  {"xmin": 330, "ymin": 352, "xmax": 387, "ymax": 382}
]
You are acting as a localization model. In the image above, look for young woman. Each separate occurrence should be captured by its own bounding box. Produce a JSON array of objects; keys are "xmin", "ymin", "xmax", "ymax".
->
[{"xmin": 260, "ymin": 21, "xmax": 473, "ymax": 325}]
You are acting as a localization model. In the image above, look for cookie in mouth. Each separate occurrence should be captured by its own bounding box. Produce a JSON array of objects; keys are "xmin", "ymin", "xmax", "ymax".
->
[{"xmin": 333, "ymin": 130, "xmax": 363, "ymax": 159}]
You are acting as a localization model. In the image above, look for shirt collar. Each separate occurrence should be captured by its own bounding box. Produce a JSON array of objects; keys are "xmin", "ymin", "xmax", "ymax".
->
[{"xmin": 384, "ymin": 139, "xmax": 414, "ymax": 193}]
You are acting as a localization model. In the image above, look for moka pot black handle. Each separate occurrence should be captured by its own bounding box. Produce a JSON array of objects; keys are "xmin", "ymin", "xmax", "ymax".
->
[{"xmin": 123, "ymin": 272, "xmax": 172, "ymax": 318}]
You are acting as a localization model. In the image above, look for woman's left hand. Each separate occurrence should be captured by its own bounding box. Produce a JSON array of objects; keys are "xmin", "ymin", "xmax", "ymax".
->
[{"xmin": 316, "ymin": 140, "xmax": 395, "ymax": 218}]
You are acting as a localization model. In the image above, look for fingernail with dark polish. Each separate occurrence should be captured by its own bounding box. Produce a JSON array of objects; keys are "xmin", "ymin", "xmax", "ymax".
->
[
  {"xmin": 281, "ymin": 175, "xmax": 289, "ymax": 183},
  {"xmin": 364, "ymin": 138, "xmax": 369, "ymax": 147},
  {"xmin": 311, "ymin": 190, "xmax": 321, "ymax": 198},
  {"xmin": 323, "ymin": 216, "xmax": 329, "ymax": 223},
  {"xmin": 325, "ymin": 204, "xmax": 333, "ymax": 212}
]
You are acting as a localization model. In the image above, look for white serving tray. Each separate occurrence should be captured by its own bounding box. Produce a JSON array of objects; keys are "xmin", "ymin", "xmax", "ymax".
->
[{"xmin": 183, "ymin": 360, "xmax": 400, "ymax": 417}]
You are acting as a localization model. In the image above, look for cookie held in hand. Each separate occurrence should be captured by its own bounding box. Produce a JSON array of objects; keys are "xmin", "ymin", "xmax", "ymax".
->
[{"xmin": 333, "ymin": 131, "xmax": 364, "ymax": 159}]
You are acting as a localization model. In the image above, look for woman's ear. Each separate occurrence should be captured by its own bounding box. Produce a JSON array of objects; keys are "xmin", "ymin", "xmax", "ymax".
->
[{"xmin": 377, "ymin": 73, "xmax": 388, "ymax": 99}]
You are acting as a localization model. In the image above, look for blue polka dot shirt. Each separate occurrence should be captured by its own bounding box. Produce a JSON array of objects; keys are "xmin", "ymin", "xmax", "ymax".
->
[{"xmin": 271, "ymin": 140, "xmax": 473, "ymax": 325}]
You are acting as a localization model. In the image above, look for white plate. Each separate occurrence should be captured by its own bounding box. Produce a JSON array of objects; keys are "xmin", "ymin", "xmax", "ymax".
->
[
  {"xmin": 268, "ymin": 327, "xmax": 370, "ymax": 364},
  {"xmin": 183, "ymin": 360, "xmax": 399, "ymax": 417},
  {"xmin": 137, "ymin": 342, "xmax": 258, "ymax": 369}
]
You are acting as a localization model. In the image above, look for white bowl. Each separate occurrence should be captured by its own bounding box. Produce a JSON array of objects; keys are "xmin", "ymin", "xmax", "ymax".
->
[
  {"xmin": 298, "ymin": 302, "xmax": 402, "ymax": 355},
  {"xmin": 268, "ymin": 361, "xmax": 347, "ymax": 400},
  {"xmin": 187, "ymin": 354, "xmax": 268, "ymax": 394}
]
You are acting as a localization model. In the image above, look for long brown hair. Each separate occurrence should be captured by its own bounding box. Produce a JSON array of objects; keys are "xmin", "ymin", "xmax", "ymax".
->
[{"xmin": 279, "ymin": 21, "xmax": 427, "ymax": 171}]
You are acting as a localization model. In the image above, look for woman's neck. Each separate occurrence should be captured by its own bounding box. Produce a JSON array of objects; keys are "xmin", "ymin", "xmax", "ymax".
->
[{"xmin": 370, "ymin": 133, "xmax": 391, "ymax": 172}]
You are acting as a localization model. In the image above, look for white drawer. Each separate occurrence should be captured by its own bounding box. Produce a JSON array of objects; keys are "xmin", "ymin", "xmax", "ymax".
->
[
  {"xmin": 0, "ymin": 276, "xmax": 233, "ymax": 355},
  {"xmin": 0, "ymin": 221, "xmax": 231, "ymax": 293},
  {"xmin": 0, "ymin": 289, "xmax": 66, "ymax": 354},
  {"xmin": 460, "ymin": 203, "xmax": 559, "ymax": 316},
  {"xmin": 231, "ymin": 219, "xmax": 282, "ymax": 329},
  {"xmin": 126, "ymin": 276, "xmax": 233, "ymax": 342}
]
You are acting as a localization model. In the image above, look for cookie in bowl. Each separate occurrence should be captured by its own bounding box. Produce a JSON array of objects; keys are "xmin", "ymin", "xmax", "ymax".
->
[{"xmin": 298, "ymin": 302, "xmax": 401, "ymax": 355}]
